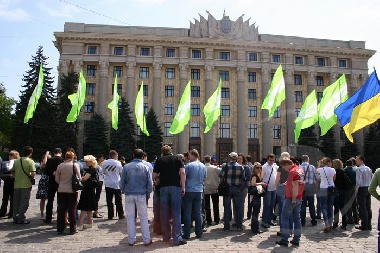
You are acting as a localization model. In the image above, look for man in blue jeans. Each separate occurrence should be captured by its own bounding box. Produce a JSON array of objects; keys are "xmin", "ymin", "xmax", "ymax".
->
[
  {"xmin": 276, "ymin": 157, "xmax": 305, "ymax": 247},
  {"xmin": 152, "ymin": 145, "xmax": 187, "ymax": 246},
  {"xmin": 182, "ymin": 149, "xmax": 207, "ymax": 239}
]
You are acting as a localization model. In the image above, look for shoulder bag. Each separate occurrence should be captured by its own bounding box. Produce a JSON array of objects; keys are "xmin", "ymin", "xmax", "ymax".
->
[
  {"xmin": 248, "ymin": 168, "xmax": 272, "ymax": 197},
  {"xmin": 217, "ymin": 165, "xmax": 230, "ymax": 197},
  {"xmin": 323, "ymin": 167, "xmax": 337, "ymax": 196},
  {"xmin": 20, "ymin": 158, "xmax": 35, "ymax": 185},
  {"xmin": 72, "ymin": 163, "xmax": 83, "ymax": 191}
]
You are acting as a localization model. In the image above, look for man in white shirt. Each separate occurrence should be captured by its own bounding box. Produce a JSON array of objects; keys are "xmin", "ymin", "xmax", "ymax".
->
[
  {"xmin": 261, "ymin": 154, "xmax": 279, "ymax": 228},
  {"xmin": 203, "ymin": 155, "xmax": 221, "ymax": 225},
  {"xmin": 102, "ymin": 150, "xmax": 125, "ymax": 220}
]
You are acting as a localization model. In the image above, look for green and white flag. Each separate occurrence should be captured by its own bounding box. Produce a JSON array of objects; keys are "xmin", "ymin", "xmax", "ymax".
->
[
  {"xmin": 170, "ymin": 80, "xmax": 191, "ymax": 134},
  {"xmin": 261, "ymin": 65, "xmax": 286, "ymax": 118},
  {"xmin": 135, "ymin": 81, "xmax": 150, "ymax": 136},
  {"xmin": 318, "ymin": 74, "xmax": 348, "ymax": 136},
  {"xmin": 294, "ymin": 90, "xmax": 318, "ymax": 144},
  {"xmin": 204, "ymin": 78, "xmax": 222, "ymax": 133},
  {"xmin": 66, "ymin": 69, "xmax": 87, "ymax": 122},
  {"xmin": 24, "ymin": 64, "xmax": 44, "ymax": 123},
  {"xmin": 108, "ymin": 74, "xmax": 120, "ymax": 130}
]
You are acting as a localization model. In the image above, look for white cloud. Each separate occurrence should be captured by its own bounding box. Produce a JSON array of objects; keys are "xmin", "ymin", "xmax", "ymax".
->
[
  {"xmin": 37, "ymin": 1, "xmax": 80, "ymax": 18},
  {"xmin": 0, "ymin": 0, "xmax": 31, "ymax": 21}
]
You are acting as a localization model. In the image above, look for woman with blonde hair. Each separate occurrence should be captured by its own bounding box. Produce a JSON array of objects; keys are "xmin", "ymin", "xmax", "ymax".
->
[
  {"xmin": 250, "ymin": 162, "xmax": 267, "ymax": 235},
  {"xmin": 77, "ymin": 155, "xmax": 99, "ymax": 230}
]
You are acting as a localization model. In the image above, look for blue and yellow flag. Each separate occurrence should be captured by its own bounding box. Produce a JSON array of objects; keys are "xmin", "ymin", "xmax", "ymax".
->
[{"xmin": 334, "ymin": 71, "xmax": 380, "ymax": 142}]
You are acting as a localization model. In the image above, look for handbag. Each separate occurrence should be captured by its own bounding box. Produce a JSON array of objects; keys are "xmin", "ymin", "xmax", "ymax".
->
[
  {"xmin": 323, "ymin": 168, "xmax": 337, "ymax": 196},
  {"xmin": 217, "ymin": 165, "xmax": 230, "ymax": 197},
  {"xmin": 248, "ymin": 185, "xmax": 266, "ymax": 197},
  {"xmin": 20, "ymin": 158, "xmax": 35, "ymax": 185},
  {"xmin": 72, "ymin": 163, "xmax": 83, "ymax": 191}
]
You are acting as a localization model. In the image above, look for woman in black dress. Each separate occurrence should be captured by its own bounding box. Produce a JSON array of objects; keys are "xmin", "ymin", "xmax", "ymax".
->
[
  {"xmin": 250, "ymin": 162, "xmax": 267, "ymax": 235},
  {"xmin": 77, "ymin": 155, "xmax": 99, "ymax": 230}
]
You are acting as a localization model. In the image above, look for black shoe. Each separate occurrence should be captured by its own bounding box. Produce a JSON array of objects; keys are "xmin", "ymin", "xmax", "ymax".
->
[
  {"xmin": 276, "ymin": 240, "xmax": 288, "ymax": 247},
  {"xmin": 196, "ymin": 235, "xmax": 202, "ymax": 238},
  {"xmin": 311, "ymin": 221, "xmax": 318, "ymax": 226},
  {"xmin": 57, "ymin": 231, "xmax": 64, "ymax": 235},
  {"xmin": 236, "ymin": 227, "xmax": 243, "ymax": 231},
  {"xmin": 174, "ymin": 240, "xmax": 187, "ymax": 246},
  {"xmin": 223, "ymin": 227, "xmax": 230, "ymax": 231},
  {"xmin": 232, "ymin": 223, "xmax": 237, "ymax": 227},
  {"xmin": 252, "ymin": 230, "xmax": 263, "ymax": 235},
  {"xmin": 269, "ymin": 222, "xmax": 277, "ymax": 226},
  {"xmin": 332, "ymin": 223, "xmax": 338, "ymax": 229},
  {"xmin": 128, "ymin": 243, "xmax": 134, "ymax": 246},
  {"xmin": 43, "ymin": 219, "xmax": 51, "ymax": 224},
  {"xmin": 18, "ymin": 220, "xmax": 30, "ymax": 225},
  {"xmin": 261, "ymin": 223, "xmax": 270, "ymax": 228},
  {"xmin": 316, "ymin": 215, "xmax": 322, "ymax": 219},
  {"xmin": 290, "ymin": 240, "xmax": 299, "ymax": 246},
  {"xmin": 144, "ymin": 240, "xmax": 153, "ymax": 246},
  {"xmin": 276, "ymin": 232, "xmax": 282, "ymax": 236},
  {"xmin": 203, "ymin": 227, "xmax": 207, "ymax": 232},
  {"xmin": 355, "ymin": 225, "xmax": 369, "ymax": 230}
]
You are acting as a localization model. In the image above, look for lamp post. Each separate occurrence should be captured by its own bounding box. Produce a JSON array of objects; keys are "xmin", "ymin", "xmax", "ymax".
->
[{"xmin": 288, "ymin": 143, "xmax": 295, "ymax": 156}]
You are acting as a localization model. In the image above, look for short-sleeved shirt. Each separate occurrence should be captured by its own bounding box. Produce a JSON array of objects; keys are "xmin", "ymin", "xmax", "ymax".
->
[
  {"xmin": 277, "ymin": 167, "xmax": 288, "ymax": 185},
  {"xmin": 219, "ymin": 162, "xmax": 245, "ymax": 187},
  {"xmin": 153, "ymin": 154, "xmax": 184, "ymax": 187},
  {"xmin": 102, "ymin": 159, "xmax": 123, "ymax": 189},
  {"xmin": 11, "ymin": 157, "xmax": 36, "ymax": 189},
  {"xmin": 185, "ymin": 161, "xmax": 207, "ymax": 192},
  {"xmin": 285, "ymin": 165, "xmax": 305, "ymax": 199}
]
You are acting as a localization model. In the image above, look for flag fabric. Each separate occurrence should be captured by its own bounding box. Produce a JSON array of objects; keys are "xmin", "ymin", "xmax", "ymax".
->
[
  {"xmin": 108, "ymin": 74, "xmax": 120, "ymax": 130},
  {"xmin": 318, "ymin": 74, "xmax": 348, "ymax": 135},
  {"xmin": 135, "ymin": 81, "xmax": 150, "ymax": 136},
  {"xmin": 204, "ymin": 78, "xmax": 222, "ymax": 133},
  {"xmin": 66, "ymin": 69, "xmax": 87, "ymax": 122},
  {"xmin": 24, "ymin": 64, "xmax": 44, "ymax": 123},
  {"xmin": 169, "ymin": 80, "xmax": 191, "ymax": 134},
  {"xmin": 294, "ymin": 90, "xmax": 318, "ymax": 144},
  {"xmin": 335, "ymin": 71, "xmax": 380, "ymax": 142},
  {"xmin": 261, "ymin": 65, "xmax": 286, "ymax": 118}
]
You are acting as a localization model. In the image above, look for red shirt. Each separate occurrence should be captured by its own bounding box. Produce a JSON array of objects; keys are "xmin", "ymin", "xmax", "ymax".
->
[{"xmin": 285, "ymin": 165, "xmax": 305, "ymax": 199}]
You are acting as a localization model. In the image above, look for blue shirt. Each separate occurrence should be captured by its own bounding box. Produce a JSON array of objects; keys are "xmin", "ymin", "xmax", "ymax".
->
[
  {"xmin": 120, "ymin": 159, "xmax": 153, "ymax": 195},
  {"xmin": 185, "ymin": 161, "xmax": 206, "ymax": 192}
]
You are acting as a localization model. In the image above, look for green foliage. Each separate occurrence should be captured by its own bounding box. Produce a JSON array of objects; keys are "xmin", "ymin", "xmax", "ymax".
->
[
  {"xmin": 319, "ymin": 128, "xmax": 337, "ymax": 159},
  {"xmin": 341, "ymin": 136, "xmax": 358, "ymax": 163},
  {"xmin": 364, "ymin": 121, "xmax": 380, "ymax": 171},
  {"xmin": 0, "ymin": 83, "xmax": 15, "ymax": 152},
  {"xmin": 83, "ymin": 113, "xmax": 108, "ymax": 156},
  {"xmin": 298, "ymin": 125, "xmax": 319, "ymax": 147},
  {"xmin": 110, "ymin": 98, "xmax": 136, "ymax": 160}
]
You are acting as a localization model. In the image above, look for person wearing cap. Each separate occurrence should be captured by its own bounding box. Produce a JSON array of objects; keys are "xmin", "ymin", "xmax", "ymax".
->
[
  {"xmin": 300, "ymin": 154, "xmax": 318, "ymax": 226},
  {"xmin": 219, "ymin": 151, "xmax": 245, "ymax": 231},
  {"xmin": 44, "ymin": 148, "xmax": 64, "ymax": 224}
]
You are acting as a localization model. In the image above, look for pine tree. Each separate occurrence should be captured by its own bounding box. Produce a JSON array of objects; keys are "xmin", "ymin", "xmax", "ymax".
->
[
  {"xmin": 340, "ymin": 136, "xmax": 358, "ymax": 162},
  {"xmin": 11, "ymin": 46, "xmax": 57, "ymax": 158},
  {"xmin": 319, "ymin": 128, "xmax": 337, "ymax": 158},
  {"xmin": 137, "ymin": 108, "xmax": 163, "ymax": 161},
  {"xmin": 83, "ymin": 113, "xmax": 109, "ymax": 156},
  {"xmin": 364, "ymin": 121, "xmax": 380, "ymax": 171},
  {"xmin": 0, "ymin": 83, "xmax": 15, "ymax": 159},
  {"xmin": 110, "ymin": 97, "xmax": 136, "ymax": 159},
  {"xmin": 298, "ymin": 125, "xmax": 319, "ymax": 147},
  {"xmin": 55, "ymin": 71, "xmax": 79, "ymax": 152}
]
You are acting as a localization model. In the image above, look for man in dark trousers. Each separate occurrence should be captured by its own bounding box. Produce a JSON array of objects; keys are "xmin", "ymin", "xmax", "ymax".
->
[{"xmin": 43, "ymin": 148, "xmax": 64, "ymax": 224}]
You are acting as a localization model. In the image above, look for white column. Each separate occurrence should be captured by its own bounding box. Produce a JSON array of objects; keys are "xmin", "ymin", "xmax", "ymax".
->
[
  {"xmin": 98, "ymin": 61, "xmax": 109, "ymax": 117},
  {"xmin": 204, "ymin": 64, "xmax": 214, "ymax": 157},
  {"xmin": 178, "ymin": 64, "xmax": 188, "ymax": 153},
  {"xmin": 237, "ymin": 66, "xmax": 247, "ymax": 154}
]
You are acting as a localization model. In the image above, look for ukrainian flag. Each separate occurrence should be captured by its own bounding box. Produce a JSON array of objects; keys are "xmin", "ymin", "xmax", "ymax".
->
[{"xmin": 334, "ymin": 71, "xmax": 380, "ymax": 142}]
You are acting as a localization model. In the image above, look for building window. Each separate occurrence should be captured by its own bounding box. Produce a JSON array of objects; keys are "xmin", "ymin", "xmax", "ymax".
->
[
  {"xmin": 113, "ymin": 66, "xmax": 123, "ymax": 77},
  {"xmin": 140, "ymin": 47, "xmax": 150, "ymax": 56},
  {"xmin": 220, "ymin": 52, "xmax": 231, "ymax": 60},
  {"xmin": 85, "ymin": 101, "xmax": 95, "ymax": 113},
  {"xmin": 139, "ymin": 84, "xmax": 149, "ymax": 97},
  {"xmin": 295, "ymin": 108, "xmax": 301, "ymax": 117},
  {"xmin": 272, "ymin": 54, "xmax": 281, "ymax": 63},
  {"xmin": 87, "ymin": 46, "xmax": 97, "ymax": 54},
  {"xmin": 191, "ymin": 69, "xmax": 200, "ymax": 80},
  {"xmin": 165, "ymin": 68, "xmax": 175, "ymax": 79},
  {"xmin": 221, "ymin": 105, "xmax": 230, "ymax": 117},
  {"xmin": 144, "ymin": 103, "xmax": 148, "ymax": 114},
  {"xmin": 221, "ymin": 88, "xmax": 230, "ymax": 98},
  {"xmin": 249, "ymin": 53, "xmax": 257, "ymax": 61},
  {"xmin": 192, "ymin": 50, "xmax": 201, "ymax": 59},
  {"xmin": 191, "ymin": 86, "xmax": 200, "ymax": 97},
  {"xmin": 274, "ymin": 107, "xmax": 281, "ymax": 118},
  {"xmin": 219, "ymin": 123, "xmax": 230, "ymax": 138},
  {"xmin": 164, "ymin": 104, "xmax": 174, "ymax": 115},
  {"xmin": 294, "ymin": 74, "xmax": 302, "ymax": 85},
  {"xmin": 112, "ymin": 83, "xmax": 122, "ymax": 95},
  {"xmin": 295, "ymin": 56, "xmax": 304, "ymax": 65},
  {"xmin": 249, "ymin": 124, "xmax": 258, "ymax": 138},
  {"xmin": 338, "ymin": 59, "xmax": 347, "ymax": 68},
  {"xmin": 86, "ymin": 65, "xmax": 97, "ymax": 77},
  {"xmin": 114, "ymin": 47, "xmax": 124, "ymax": 55},
  {"xmin": 248, "ymin": 89, "xmax": 257, "ymax": 100},
  {"xmin": 190, "ymin": 123, "xmax": 200, "ymax": 137},
  {"xmin": 191, "ymin": 104, "xmax": 200, "ymax": 116},
  {"xmin": 295, "ymin": 91, "xmax": 303, "ymax": 102},
  {"xmin": 317, "ymin": 92, "xmax": 323, "ymax": 103},
  {"xmin": 248, "ymin": 106, "xmax": 257, "ymax": 117},
  {"xmin": 219, "ymin": 70, "xmax": 230, "ymax": 81},
  {"xmin": 166, "ymin": 48, "xmax": 175, "ymax": 57},
  {"xmin": 316, "ymin": 76, "xmax": 324, "ymax": 86},
  {"xmin": 139, "ymin": 67, "xmax": 149, "ymax": 78},
  {"xmin": 165, "ymin": 85, "xmax": 174, "ymax": 97},
  {"xmin": 86, "ymin": 83, "xmax": 95, "ymax": 95},
  {"xmin": 248, "ymin": 72, "xmax": 257, "ymax": 82},
  {"xmin": 164, "ymin": 122, "xmax": 173, "ymax": 137},
  {"xmin": 273, "ymin": 124, "xmax": 281, "ymax": 139},
  {"xmin": 317, "ymin": 57, "xmax": 326, "ymax": 66}
]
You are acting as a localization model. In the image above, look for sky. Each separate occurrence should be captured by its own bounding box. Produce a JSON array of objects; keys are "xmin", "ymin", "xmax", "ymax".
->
[{"xmin": 1, "ymin": 0, "xmax": 379, "ymax": 101}]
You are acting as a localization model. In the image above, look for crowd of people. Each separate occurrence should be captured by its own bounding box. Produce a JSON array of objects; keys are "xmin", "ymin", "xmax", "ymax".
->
[{"xmin": 0, "ymin": 145, "xmax": 378, "ymax": 248}]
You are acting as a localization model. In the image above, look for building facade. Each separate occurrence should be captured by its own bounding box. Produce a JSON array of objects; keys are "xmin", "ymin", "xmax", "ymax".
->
[{"xmin": 54, "ymin": 12, "xmax": 375, "ymax": 161}]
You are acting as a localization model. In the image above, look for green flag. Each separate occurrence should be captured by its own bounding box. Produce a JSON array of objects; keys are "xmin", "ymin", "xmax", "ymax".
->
[
  {"xmin": 135, "ymin": 81, "xmax": 150, "ymax": 136},
  {"xmin": 294, "ymin": 90, "xmax": 318, "ymax": 144},
  {"xmin": 169, "ymin": 80, "xmax": 191, "ymax": 134},
  {"xmin": 108, "ymin": 74, "xmax": 120, "ymax": 130},
  {"xmin": 318, "ymin": 74, "xmax": 348, "ymax": 136},
  {"xmin": 24, "ymin": 64, "xmax": 44, "ymax": 123},
  {"xmin": 261, "ymin": 65, "xmax": 286, "ymax": 118},
  {"xmin": 204, "ymin": 78, "xmax": 222, "ymax": 133},
  {"xmin": 66, "ymin": 69, "xmax": 87, "ymax": 122}
]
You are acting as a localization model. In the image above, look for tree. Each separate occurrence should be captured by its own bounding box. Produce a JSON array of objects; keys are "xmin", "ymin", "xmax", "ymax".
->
[
  {"xmin": 11, "ymin": 46, "xmax": 57, "ymax": 159},
  {"xmin": 319, "ymin": 128, "xmax": 337, "ymax": 158},
  {"xmin": 83, "ymin": 113, "xmax": 108, "ymax": 156},
  {"xmin": 55, "ymin": 71, "xmax": 79, "ymax": 152},
  {"xmin": 137, "ymin": 108, "xmax": 163, "ymax": 161},
  {"xmin": 110, "ymin": 97, "xmax": 136, "ymax": 160},
  {"xmin": 364, "ymin": 121, "xmax": 380, "ymax": 171},
  {"xmin": 0, "ymin": 83, "xmax": 15, "ymax": 158},
  {"xmin": 341, "ymin": 136, "xmax": 358, "ymax": 162},
  {"xmin": 297, "ymin": 125, "xmax": 319, "ymax": 147}
]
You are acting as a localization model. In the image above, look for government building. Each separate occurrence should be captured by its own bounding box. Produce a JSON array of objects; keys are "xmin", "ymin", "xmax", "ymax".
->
[{"xmin": 54, "ymin": 11, "xmax": 375, "ymax": 161}]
